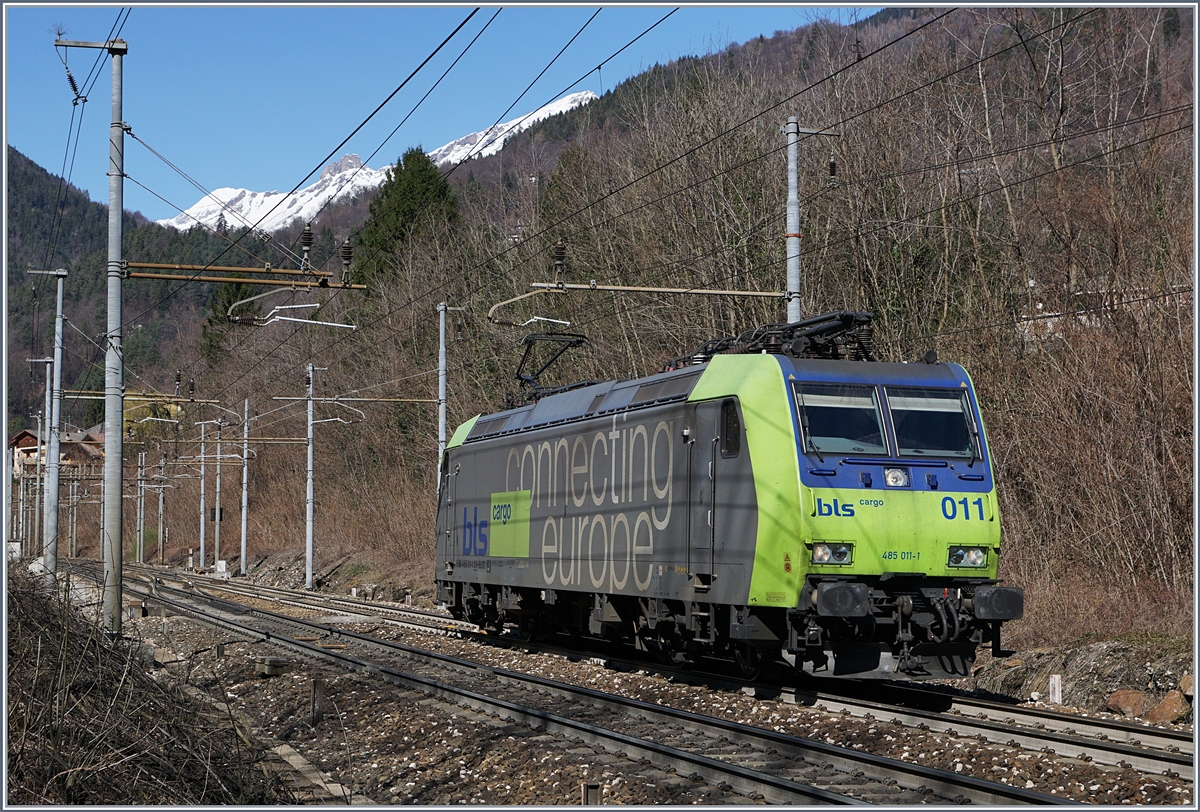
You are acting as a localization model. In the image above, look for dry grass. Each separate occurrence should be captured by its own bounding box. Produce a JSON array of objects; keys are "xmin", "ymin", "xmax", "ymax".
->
[
  {"xmin": 5, "ymin": 569, "xmax": 293, "ymax": 805},
  {"xmin": 1000, "ymin": 563, "xmax": 1194, "ymax": 651}
]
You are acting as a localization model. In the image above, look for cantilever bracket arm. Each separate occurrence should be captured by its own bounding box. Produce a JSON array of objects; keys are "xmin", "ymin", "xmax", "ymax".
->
[
  {"xmin": 487, "ymin": 286, "xmax": 566, "ymax": 325},
  {"xmin": 228, "ymin": 287, "xmax": 308, "ymax": 322}
]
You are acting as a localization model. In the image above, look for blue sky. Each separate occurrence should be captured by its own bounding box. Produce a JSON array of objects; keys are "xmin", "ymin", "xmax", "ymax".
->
[{"xmin": 5, "ymin": 5, "xmax": 879, "ymax": 223}]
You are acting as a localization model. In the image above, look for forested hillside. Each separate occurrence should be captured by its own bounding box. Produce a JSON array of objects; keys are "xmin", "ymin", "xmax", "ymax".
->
[
  {"xmin": 6, "ymin": 147, "xmax": 359, "ymax": 430},
  {"xmin": 9, "ymin": 8, "xmax": 1193, "ymax": 647}
]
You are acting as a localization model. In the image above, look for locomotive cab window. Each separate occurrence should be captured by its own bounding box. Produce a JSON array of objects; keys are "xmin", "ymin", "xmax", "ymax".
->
[
  {"xmin": 794, "ymin": 383, "xmax": 886, "ymax": 455},
  {"xmin": 886, "ymin": 387, "xmax": 978, "ymax": 459},
  {"xmin": 721, "ymin": 399, "xmax": 741, "ymax": 457}
]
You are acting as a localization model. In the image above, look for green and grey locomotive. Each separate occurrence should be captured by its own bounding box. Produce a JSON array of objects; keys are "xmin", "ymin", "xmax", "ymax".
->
[{"xmin": 434, "ymin": 312, "xmax": 1023, "ymax": 679}]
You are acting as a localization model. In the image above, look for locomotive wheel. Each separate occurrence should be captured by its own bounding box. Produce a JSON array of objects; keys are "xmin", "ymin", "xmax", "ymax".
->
[
  {"xmin": 649, "ymin": 629, "xmax": 687, "ymax": 666},
  {"xmin": 516, "ymin": 614, "xmax": 541, "ymax": 642},
  {"xmin": 734, "ymin": 642, "xmax": 765, "ymax": 679}
]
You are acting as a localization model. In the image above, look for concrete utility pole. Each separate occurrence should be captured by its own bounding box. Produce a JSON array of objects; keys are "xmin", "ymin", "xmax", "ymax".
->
[
  {"xmin": 437, "ymin": 303, "xmax": 465, "ymax": 475},
  {"xmin": 199, "ymin": 421, "xmax": 207, "ymax": 569},
  {"xmin": 214, "ymin": 421, "xmax": 223, "ymax": 566},
  {"xmin": 103, "ymin": 39, "xmax": 128, "ymax": 635},
  {"xmin": 30, "ymin": 269, "xmax": 68, "ymax": 583},
  {"xmin": 438, "ymin": 304, "xmax": 448, "ymax": 468},
  {"xmin": 135, "ymin": 452, "xmax": 145, "ymax": 563},
  {"xmin": 16, "ymin": 459, "xmax": 26, "ymax": 553},
  {"xmin": 28, "ymin": 361, "xmax": 52, "ymax": 558},
  {"xmin": 69, "ymin": 478, "xmax": 78, "ymax": 558},
  {"xmin": 241, "ymin": 400, "xmax": 249, "ymax": 576},
  {"xmin": 53, "ymin": 35, "xmax": 133, "ymax": 635},
  {"xmin": 157, "ymin": 455, "xmax": 166, "ymax": 565},
  {"xmin": 784, "ymin": 118, "xmax": 802, "ymax": 323},
  {"xmin": 306, "ymin": 364, "xmax": 315, "ymax": 590},
  {"xmin": 781, "ymin": 118, "xmax": 838, "ymax": 323},
  {"xmin": 266, "ymin": 383, "xmax": 414, "ymax": 588}
]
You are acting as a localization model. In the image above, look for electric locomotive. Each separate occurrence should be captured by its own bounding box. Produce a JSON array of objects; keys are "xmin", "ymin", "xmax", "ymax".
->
[{"xmin": 434, "ymin": 312, "xmax": 1023, "ymax": 679}]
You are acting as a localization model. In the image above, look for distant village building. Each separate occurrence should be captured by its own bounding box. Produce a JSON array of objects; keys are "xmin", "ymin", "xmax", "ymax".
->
[{"xmin": 9, "ymin": 428, "xmax": 104, "ymax": 473}]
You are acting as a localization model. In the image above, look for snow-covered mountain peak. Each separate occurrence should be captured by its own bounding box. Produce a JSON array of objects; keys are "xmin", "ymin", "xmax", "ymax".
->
[
  {"xmin": 320, "ymin": 154, "xmax": 363, "ymax": 179},
  {"xmin": 155, "ymin": 91, "xmax": 596, "ymax": 233}
]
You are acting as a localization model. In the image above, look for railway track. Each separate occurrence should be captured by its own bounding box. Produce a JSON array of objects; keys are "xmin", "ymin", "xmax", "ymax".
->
[
  {"xmin": 116, "ymin": 568, "xmax": 1071, "ymax": 802},
  {"xmin": 169, "ymin": 568, "xmax": 1192, "ymax": 782},
  {"xmin": 65, "ymin": 563, "xmax": 1192, "ymax": 804}
]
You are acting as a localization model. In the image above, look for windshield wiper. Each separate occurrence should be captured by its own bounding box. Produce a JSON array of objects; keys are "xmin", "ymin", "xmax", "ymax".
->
[
  {"xmin": 796, "ymin": 388, "xmax": 824, "ymax": 463},
  {"xmin": 963, "ymin": 401, "xmax": 981, "ymax": 468}
]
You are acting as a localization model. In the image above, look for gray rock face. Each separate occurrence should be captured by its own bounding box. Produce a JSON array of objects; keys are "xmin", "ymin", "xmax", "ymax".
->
[{"xmin": 972, "ymin": 640, "xmax": 1193, "ymax": 714}]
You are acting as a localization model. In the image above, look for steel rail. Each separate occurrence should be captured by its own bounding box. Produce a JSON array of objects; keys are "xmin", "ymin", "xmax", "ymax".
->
[
  {"xmin": 197, "ymin": 572, "xmax": 1192, "ymax": 775},
  {"xmin": 780, "ymin": 688, "xmax": 1194, "ymax": 782},
  {"xmin": 124, "ymin": 564, "xmax": 1195, "ymax": 782},
  {"xmin": 172, "ymin": 573, "xmax": 471, "ymax": 631},
  {"xmin": 148, "ymin": 578, "xmax": 1072, "ymax": 805},
  {"xmin": 129, "ymin": 579, "xmax": 863, "ymax": 805}
]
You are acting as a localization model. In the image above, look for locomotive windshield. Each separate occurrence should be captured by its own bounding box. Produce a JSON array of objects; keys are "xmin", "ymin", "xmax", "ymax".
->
[
  {"xmin": 886, "ymin": 386, "xmax": 978, "ymax": 458},
  {"xmin": 794, "ymin": 383, "xmax": 886, "ymax": 455}
]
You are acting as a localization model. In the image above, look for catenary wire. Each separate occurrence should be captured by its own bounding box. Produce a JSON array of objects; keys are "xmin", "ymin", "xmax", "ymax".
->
[
  {"xmin": 233, "ymin": 6, "xmax": 1103, "ymax": 392},
  {"xmin": 33, "ymin": 8, "xmax": 129, "ymax": 361},
  {"xmin": 160, "ymin": 9, "xmax": 508, "ymax": 387},
  {"xmin": 193, "ymin": 7, "xmax": 662, "ymax": 407},
  {"xmin": 217, "ymin": 7, "xmax": 961, "ymax": 392},
  {"xmin": 490, "ymin": 6, "xmax": 1104, "ymax": 284},
  {"xmin": 118, "ymin": 8, "xmax": 481, "ymax": 331},
  {"xmin": 564, "ymin": 123, "xmax": 1193, "ymax": 341},
  {"xmin": 118, "ymin": 6, "xmax": 499, "ymax": 418},
  {"xmin": 154, "ymin": 9, "xmax": 1147, "ymax": 422},
  {"xmin": 550, "ymin": 103, "xmax": 1194, "ymax": 326}
]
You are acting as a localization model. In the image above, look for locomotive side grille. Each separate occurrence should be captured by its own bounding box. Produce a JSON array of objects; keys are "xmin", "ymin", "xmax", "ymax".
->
[{"xmin": 466, "ymin": 414, "xmax": 508, "ymax": 441}]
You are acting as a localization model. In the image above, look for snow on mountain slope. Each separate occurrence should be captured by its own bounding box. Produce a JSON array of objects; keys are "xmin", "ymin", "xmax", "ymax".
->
[
  {"xmin": 425, "ymin": 90, "xmax": 597, "ymax": 166},
  {"xmin": 156, "ymin": 91, "xmax": 596, "ymax": 233},
  {"xmin": 155, "ymin": 155, "xmax": 389, "ymax": 234}
]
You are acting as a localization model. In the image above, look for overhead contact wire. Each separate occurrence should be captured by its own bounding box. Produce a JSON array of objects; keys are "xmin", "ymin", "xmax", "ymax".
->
[{"xmin": 120, "ymin": 7, "xmax": 481, "ymax": 331}]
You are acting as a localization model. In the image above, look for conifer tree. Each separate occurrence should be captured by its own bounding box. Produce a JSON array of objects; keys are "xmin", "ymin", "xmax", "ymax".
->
[{"xmin": 356, "ymin": 147, "xmax": 458, "ymax": 282}]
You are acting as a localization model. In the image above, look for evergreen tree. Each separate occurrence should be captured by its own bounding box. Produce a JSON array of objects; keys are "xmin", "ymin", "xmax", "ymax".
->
[
  {"xmin": 356, "ymin": 147, "xmax": 458, "ymax": 282},
  {"xmin": 199, "ymin": 281, "xmax": 261, "ymax": 363}
]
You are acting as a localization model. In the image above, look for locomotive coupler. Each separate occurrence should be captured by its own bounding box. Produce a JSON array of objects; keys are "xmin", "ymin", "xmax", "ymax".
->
[{"xmin": 805, "ymin": 620, "xmax": 822, "ymax": 646}]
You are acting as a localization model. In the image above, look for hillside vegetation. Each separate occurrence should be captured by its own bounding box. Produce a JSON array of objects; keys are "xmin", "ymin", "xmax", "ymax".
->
[{"xmin": 11, "ymin": 8, "xmax": 1193, "ymax": 648}]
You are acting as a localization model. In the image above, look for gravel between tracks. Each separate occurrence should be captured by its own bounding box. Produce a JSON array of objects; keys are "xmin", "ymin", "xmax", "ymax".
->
[{"xmin": 128, "ymin": 603, "xmax": 1193, "ymax": 806}]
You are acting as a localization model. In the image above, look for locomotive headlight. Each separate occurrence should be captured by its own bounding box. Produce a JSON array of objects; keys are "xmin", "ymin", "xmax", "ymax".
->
[
  {"xmin": 884, "ymin": 467, "xmax": 909, "ymax": 488},
  {"xmin": 948, "ymin": 546, "xmax": 987, "ymax": 567},
  {"xmin": 812, "ymin": 543, "xmax": 853, "ymax": 565}
]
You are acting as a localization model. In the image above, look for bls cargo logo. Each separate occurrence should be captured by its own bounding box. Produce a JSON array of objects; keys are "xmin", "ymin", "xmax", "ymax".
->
[
  {"xmin": 461, "ymin": 491, "xmax": 530, "ymax": 558},
  {"xmin": 815, "ymin": 497, "xmax": 856, "ymax": 517},
  {"xmin": 461, "ymin": 507, "xmax": 489, "ymax": 556}
]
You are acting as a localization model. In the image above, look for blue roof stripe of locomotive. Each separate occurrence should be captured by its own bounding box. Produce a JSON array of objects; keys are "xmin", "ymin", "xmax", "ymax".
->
[
  {"xmin": 460, "ymin": 367, "xmax": 704, "ymax": 444},
  {"xmin": 774, "ymin": 356, "xmax": 994, "ymax": 493}
]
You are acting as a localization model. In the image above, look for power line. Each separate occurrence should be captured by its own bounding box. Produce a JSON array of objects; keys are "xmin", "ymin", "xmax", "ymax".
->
[
  {"xmin": 564, "ymin": 123, "xmax": 1193, "ymax": 341},
  {"xmin": 192, "ymin": 7, "xmax": 806, "ymax": 402},
  {"xmin": 162, "ymin": 8, "xmax": 1176, "ymax": 421},
  {"xmin": 161, "ymin": 9, "xmax": 508, "ymax": 390},
  {"xmin": 34, "ymin": 10, "xmax": 131, "ymax": 360},
  {"xmin": 551, "ymin": 103, "xmax": 1194, "ymax": 327},
  {"xmin": 118, "ymin": 8, "xmax": 482, "ymax": 331},
  {"xmin": 491, "ymin": 7, "xmax": 1105, "ymax": 286},
  {"xmin": 214, "ymin": 8, "xmax": 1029, "ymax": 393},
  {"xmin": 194, "ymin": 7, "xmax": 658, "ymax": 406}
]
